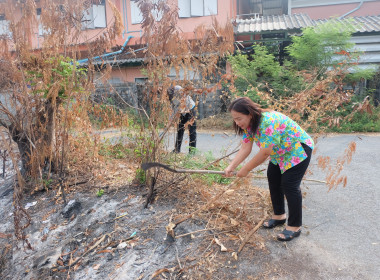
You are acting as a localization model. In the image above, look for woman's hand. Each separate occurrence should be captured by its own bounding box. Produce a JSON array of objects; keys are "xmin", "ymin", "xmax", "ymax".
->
[
  {"xmin": 224, "ymin": 166, "xmax": 235, "ymax": 177},
  {"xmin": 236, "ymin": 167, "xmax": 250, "ymax": 177}
]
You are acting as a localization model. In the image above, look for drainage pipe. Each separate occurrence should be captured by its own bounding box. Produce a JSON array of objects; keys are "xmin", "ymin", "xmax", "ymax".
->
[{"xmin": 339, "ymin": 0, "xmax": 364, "ymax": 19}]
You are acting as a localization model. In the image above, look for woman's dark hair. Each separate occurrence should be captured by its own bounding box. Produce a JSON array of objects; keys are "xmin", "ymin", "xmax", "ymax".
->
[{"xmin": 228, "ymin": 97, "xmax": 269, "ymax": 135}]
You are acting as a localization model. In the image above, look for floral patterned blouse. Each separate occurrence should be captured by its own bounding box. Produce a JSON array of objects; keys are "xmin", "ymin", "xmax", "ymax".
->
[{"xmin": 242, "ymin": 111, "xmax": 314, "ymax": 173}]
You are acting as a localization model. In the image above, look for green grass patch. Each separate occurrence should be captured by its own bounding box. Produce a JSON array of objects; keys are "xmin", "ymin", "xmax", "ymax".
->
[{"xmin": 166, "ymin": 150, "xmax": 233, "ymax": 186}]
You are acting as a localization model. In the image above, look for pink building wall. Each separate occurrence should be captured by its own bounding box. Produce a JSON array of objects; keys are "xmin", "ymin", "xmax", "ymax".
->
[
  {"xmin": 113, "ymin": 0, "xmax": 237, "ymax": 81},
  {"xmin": 111, "ymin": 66, "xmax": 143, "ymax": 83},
  {"xmin": 2, "ymin": 0, "xmax": 237, "ymax": 81},
  {"xmin": 115, "ymin": 0, "xmax": 236, "ymax": 46},
  {"xmin": 292, "ymin": 1, "xmax": 380, "ymax": 19}
]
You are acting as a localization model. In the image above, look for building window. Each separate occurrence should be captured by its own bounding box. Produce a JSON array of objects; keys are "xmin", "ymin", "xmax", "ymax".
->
[
  {"xmin": 130, "ymin": 0, "xmax": 143, "ymax": 24},
  {"xmin": 178, "ymin": 0, "xmax": 218, "ymax": 18},
  {"xmin": 130, "ymin": 0, "xmax": 217, "ymax": 23},
  {"xmin": 135, "ymin": 77, "xmax": 148, "ymax": 84},
  {"xmin": 36, "ymin": 8, "xmax": 47, "ymax": 36},
  {"xmin": 82, "ymin": 0, "xmax": 107, "ymax": 29},
  {"xmin": 130, "ymin": 0, "xmax": 163, "ymax": 24},
  {"xmin": 0, "ymin": 14, "xmax": 10, "ymax": 36},
  {"xmin": 237, "ymin": 0, "xmax": 287, "ymax": 19}
]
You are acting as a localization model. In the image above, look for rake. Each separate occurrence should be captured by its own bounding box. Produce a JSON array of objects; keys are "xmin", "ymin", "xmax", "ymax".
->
[{"xmin": 141, "ymin": 162, "xmax": 234, "ymax": 175}]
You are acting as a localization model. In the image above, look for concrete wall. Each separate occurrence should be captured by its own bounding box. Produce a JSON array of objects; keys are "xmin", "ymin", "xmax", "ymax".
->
[
  {"xmin": 92, "ymin": 82, "xmax": 139, "ymax": 110},
  {"xmin": 92, "ymin": 82, "xmax": 228, "ymax": 119}
]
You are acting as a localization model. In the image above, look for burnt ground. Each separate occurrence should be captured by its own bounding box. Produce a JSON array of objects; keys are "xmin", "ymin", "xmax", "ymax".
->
[
  {"xmin": 0, "ymin": 172, "xmax": 275, "ymax": 280},
  {"xmin": 1, "ymin": 129, "xmax": 379, "ymax": 280},
  {"xmin": 0, "ymin": 125, "xmax": 274, "ymax": 280}
]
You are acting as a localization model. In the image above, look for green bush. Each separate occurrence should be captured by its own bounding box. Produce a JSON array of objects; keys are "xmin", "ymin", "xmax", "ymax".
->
[
  {"xmin": 332, "ymin": 110, "xmax": 380, "ymax": 132},
  {"xmin": 317, "ymin": 94, "xmax": 380, "ymax": 132},
  {"xmin": 228, "ymin": 45, "xmax": 305, "ymax": 99}
]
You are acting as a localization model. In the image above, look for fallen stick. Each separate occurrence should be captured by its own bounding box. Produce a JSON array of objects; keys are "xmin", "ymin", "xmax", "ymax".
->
[
  {"xmin": 252, "ymin": 175, "xmax": 326, "ymax": 184},
  {"xmin": 238, "ymin": 214, "xmax": 267, "ymax": 254},
  {"xmin": 175, "ymin": 228, "xmax": 217, "ymax": 239},
  {"xmin": 112, "ymin": 213, "xmax": 128, "ymax": 221}
]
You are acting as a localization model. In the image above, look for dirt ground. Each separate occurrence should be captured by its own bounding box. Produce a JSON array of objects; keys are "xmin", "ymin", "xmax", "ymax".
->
[
  {"xmin": 3, "ymin": 127, "xmax": 377, "ymax": 280},
  {"xmin": 0, "ymin": 173, "xmax": 276, "ymax": 280},
  {"xmin": 0, "ymin": 128, "xmax": 280, "ymax": 280}
]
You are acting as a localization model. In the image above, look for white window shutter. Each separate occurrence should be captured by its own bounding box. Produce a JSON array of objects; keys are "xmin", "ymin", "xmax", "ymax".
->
[
  {"xmin": 82, "ymin": 6, "xmax": 94, "ymax": 29},
  {"xmin": 37, "ymin": 15, "xmax": 43, "ymax": 36},
  {"xmin": 130, "ymin": 1, "xmax": 143, "ymax": 24},
  {"xmin": 93, "ymin": 5, "xmax": 106, "ymax": 28},
  {"xmin": 178, "ymin": 0, "xmax": 190, "ymax": 18},
  {"xmin": 152, "ymin": 0, "xmax": 163, "ymax": 22},
  {"xmin": 204, "ymin": 0, "xmax": 217, "ymax": 16},
  {"xmin": 0, "ymin": 20, "xmax": 9, "ymax": 36},
  {"xmin": 190, "ymin": 0, "xmax": 204, "ymax": 16}
]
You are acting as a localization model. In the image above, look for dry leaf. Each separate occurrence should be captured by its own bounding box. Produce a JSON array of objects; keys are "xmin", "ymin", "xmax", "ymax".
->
[
  {"xmin": 226, "ymin": 233, "xmax": 240, "ymax": 240},
  {"xmin": 230, "ymin": 218, "xmax": 239, "ymax": 226},
  {"xmin": 214, "ymin": 238, "xmax": 228, "ymax": 252},
  {"xmin": 165, "ymin": 222, "xmax": 176, "ymax": 238},
  {"xmin": 93, "ymin": 264, "xmax": 101, "ymax": 270},
  {"xmin": 232, "ymin": 252, "xmax": 238, "ymax": 260}
]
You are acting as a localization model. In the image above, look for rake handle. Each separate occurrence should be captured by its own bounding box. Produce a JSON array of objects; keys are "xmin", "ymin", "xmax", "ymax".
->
[{"xmin": 175, "ymin": 169, "xmax": 236, "ymax": 175}]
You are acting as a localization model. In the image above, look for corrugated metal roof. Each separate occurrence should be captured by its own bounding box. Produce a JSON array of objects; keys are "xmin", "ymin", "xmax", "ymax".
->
[
  {"xmin": 235, "ymin": 14, "xmax": 380, "ymax": 34},
  {"xmin": 314, "ymin": 15, "xmax": 380, "ymax": 34},
  {"xmin": 235, "ymin": 14, "xmax": 314, "ymax": 34}
]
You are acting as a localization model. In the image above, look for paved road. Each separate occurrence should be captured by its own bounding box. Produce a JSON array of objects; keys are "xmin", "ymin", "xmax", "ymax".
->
[{"xmin": 165, "ymin": 131, "xmax": 380, "ymax": 279}]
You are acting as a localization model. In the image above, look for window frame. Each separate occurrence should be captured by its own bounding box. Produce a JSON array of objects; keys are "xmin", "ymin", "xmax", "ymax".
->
[
  {"xmin": 0, "ymin": 14, "xmax": 11, "ymax": 37},
  {"xmin": 178, "ymin": 0, "xmax": 218, "ymax": 18},
  {"xmin": 82, "ymin": 0, "xmax": 107, "ymax": 30}
]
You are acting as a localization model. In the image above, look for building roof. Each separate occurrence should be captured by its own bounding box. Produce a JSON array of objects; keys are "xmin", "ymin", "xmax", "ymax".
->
[
  {"xmin": 235, "ymin": 14, "xmax": 380, "ymax": 34},
  {"xmin": 314, "ymin": 15, "xmax": 380, "ymax": 34},
  {"xmin": 235, "ymin": 14, "xmax": 315, "ymax": 34}
]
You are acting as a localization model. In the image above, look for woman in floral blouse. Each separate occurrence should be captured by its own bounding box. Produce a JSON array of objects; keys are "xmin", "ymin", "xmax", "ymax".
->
[{"xmin": 224, "ymin": 97, "xmax": 314, "ymax": 242}]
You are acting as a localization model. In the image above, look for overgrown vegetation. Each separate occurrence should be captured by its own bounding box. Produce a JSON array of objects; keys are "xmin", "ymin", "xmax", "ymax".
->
[
  {"xmin": 228, "ymin": 21, "xmax": 380, "ymax": 134},
  {"xmin": 0, "ymin": 0, "xmax": 123, "ymax": 247},
  {"xmin": 0, "ymin": 0, "xmax": 378, "ymax": 278}
]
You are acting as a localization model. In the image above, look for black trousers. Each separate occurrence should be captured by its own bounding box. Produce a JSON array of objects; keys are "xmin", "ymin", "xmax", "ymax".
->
[
  {"xmin": 175, "ymin": 108, "xmax": 196, "ymax": 153},
  {"xmin": 267, "ymin": 143, "xmax": 312, "ymax": 227}
]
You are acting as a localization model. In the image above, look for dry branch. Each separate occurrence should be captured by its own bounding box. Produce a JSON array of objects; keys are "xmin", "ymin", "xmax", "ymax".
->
[
  {"xmin": 238, "ymin": 213, "xmax": 267, "ymax": 254},
  {"xmin": 166, "ymin": 178, "xmax": 244, "ymax": 238}
]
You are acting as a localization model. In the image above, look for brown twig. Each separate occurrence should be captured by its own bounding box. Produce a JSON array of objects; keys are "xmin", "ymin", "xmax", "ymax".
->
[
  {"xmin": 175, "ymin": 228, "xmax": 217, "ymax": 239},
  {"xmin": 238, "ymin": 213, "xmax": 267, "ymax": 254}
]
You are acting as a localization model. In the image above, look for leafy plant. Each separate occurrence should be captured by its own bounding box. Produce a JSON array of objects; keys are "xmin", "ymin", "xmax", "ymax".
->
[
  {"xmin": 135, "ymin": 168, "xmax": 146, "ymax": 184},
  {"xmin": 228, "ymin": 45, "xmax": 305, "ymax": 100},
  {"xmin": 96, "ymin": 189, "xmax": 104, "ymax": 197},
  {"xmin": 286, "ymin": 21, "xmax": 355, "ymax": 70}
]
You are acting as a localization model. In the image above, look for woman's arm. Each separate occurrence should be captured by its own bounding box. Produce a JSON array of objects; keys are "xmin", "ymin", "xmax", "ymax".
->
[
  {"xmin": 237, "ymin": 147, "xmax": 272, "ymax": 177},
  {"xmin": 224, "ymin": 140, "xmax": 253, "ymax": 176}
]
